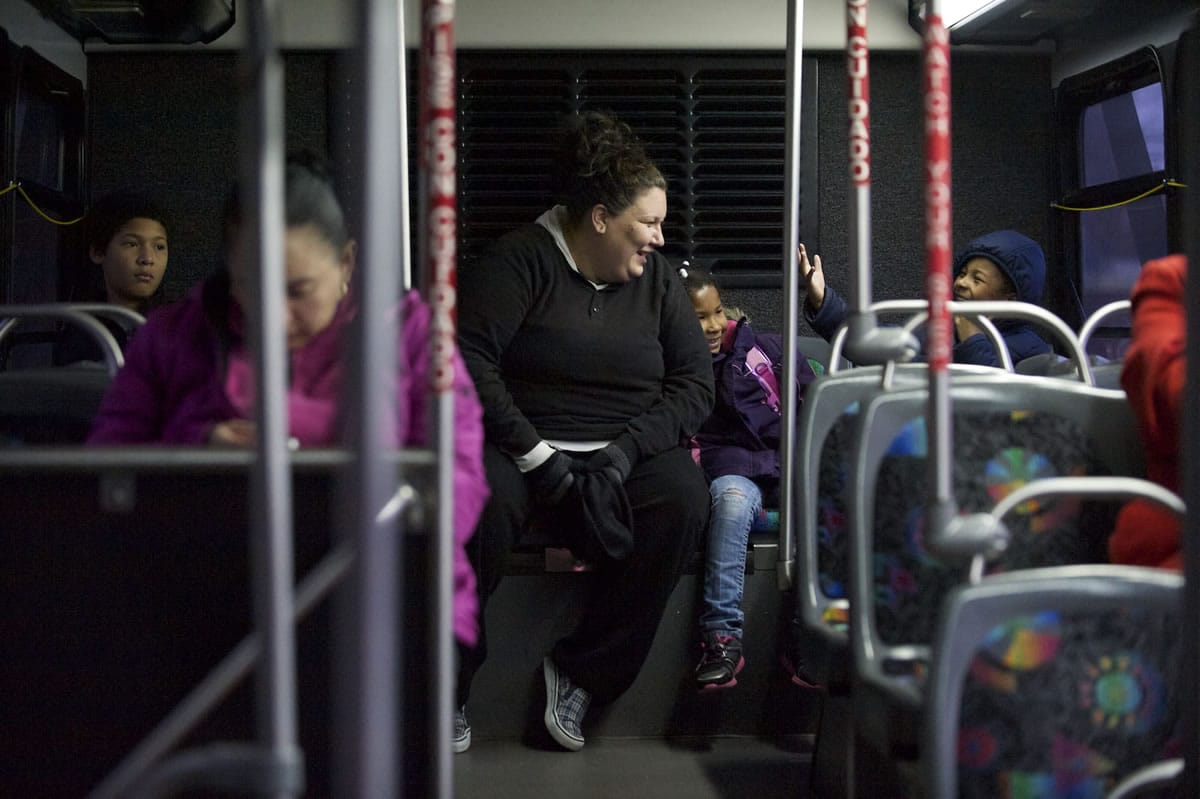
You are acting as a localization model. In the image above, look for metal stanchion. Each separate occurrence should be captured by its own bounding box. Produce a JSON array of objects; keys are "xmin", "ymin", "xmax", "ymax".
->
[{"xmin": 416, "ymin": 1, "xmax": 460, "ymax": 797}]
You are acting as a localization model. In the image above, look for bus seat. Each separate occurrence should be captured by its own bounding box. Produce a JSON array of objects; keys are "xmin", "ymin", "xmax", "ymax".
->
[
  {"xmin": 534, "ymin": 510, "xmax": 774, "ymax": 575},
  {"xmin": 1091, "ymin": 361, "xmax": 1125, "ymax": 390},
  {"xmin": 925, "ymin": 565, "xmax": 1183, "ymax": 799},
  {"xmin": 796, "ymin": 366, "xmax": 906, "ymax": 648},
  {"xmin": 1015, "ymin": 351, "xmax": 1069, "ymax": 376},
  {"xmin": 847, "ymin": 376, "xmax": 1144, "ymax": 767},
  {"xmin": 794, "ymin": 364, "xmax": 998, "ymax": 648},
  {"xmin": 797, "ymin": 366, "xmax": 1033, "ymax": 797},
  {"xmin": 510, "ymin": 468, "xmax": 781, "ymax": 576},
  {"xmin": 796, "ymin": 364, "xmax": 1008, "ymax": 799},
  {"xmin": 0, "ymin": 364, "xmax": 112, "ymax": 445},
  {"xmin": 749, "ymin": 507, "xmax": 779, "ymax": 533},
  {"xmin": 796, "ymin": 334, "xmax": 852, "ymax": 374},
  {"xmin": 1106, "ymin": 759, "xmax": 1185, "ymax": 799},
  {"xmin": 0, "ymin": 304, "xmax": 138, "ymax": 445},
  {"xmin": 0, "ymin": 304, "xmax": 134, "ymax": 373},
  {"xmin": 1016, "ymin": 351, "xmax": 1125, "ymax": 388}
]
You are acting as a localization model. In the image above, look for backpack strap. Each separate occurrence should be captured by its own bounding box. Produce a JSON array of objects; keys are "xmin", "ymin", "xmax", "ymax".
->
[{"xmin": 744, "ymin": 344, "xmax": 781, "ymax": 415}]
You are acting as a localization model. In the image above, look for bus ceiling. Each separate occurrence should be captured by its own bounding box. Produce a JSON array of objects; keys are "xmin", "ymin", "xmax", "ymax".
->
[
  {"xmin": 909, "ymin": 0, "xmax": 1197, "ymax": 48},
  {"xmin": 23, "ymin": 0, "xmax": 234, "ymax": 45}
]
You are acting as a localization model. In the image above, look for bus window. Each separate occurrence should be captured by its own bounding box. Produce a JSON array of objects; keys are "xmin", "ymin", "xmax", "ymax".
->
[
  {"xmin": 1054, "ymin": 46, "xmax": 1174, "ymax": 356},
  {"xmin": 1079, "ymin": 81, "xmax": 1165, "ymax": 187},
  {"xmin": 1076, "ymin": 80, "xmax": 1167, "ymax": 355},
  {"xmin": 1079, "ymin": 193, "xmax": 1165, "ymax": 305}
]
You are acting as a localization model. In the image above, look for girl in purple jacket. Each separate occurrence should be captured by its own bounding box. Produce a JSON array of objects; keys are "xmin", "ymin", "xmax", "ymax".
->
[
  {"xmin": 88, "ymin": 155, "xmax": 489, "ymax": 647},
  {"xmin": 682, "ymin": 265, "xmax": 817, "ymax": 690}
]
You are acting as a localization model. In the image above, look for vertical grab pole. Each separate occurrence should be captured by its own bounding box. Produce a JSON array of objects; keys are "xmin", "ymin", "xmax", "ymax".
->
[
  {"xmin": 846, "ymin": 0, "xmax": 871, "ymax": 324},
  {"xmin": 922, "ymin": 2, "xmax": 959, "ymax": 541},
  {"xmin": 333, "ymin": 0, "xmax": 403, "ymax": 794},
  {"xmin": 777, "ymin": 0, "xmax": 804, "ymax": 589},
  {"xmin": 1179, "ymin": 22, "xmax": 1200, "ymax": 799},
  {"xmin": 240, "ymin": 1, "xmax": 302, "ymax": 795},
  {"xmin": 842, "ymin": 0, "xmax": 918, "ymax": 365},
  {"xmin": 417, "ymin": 2, "xmax": 459, "ymax": 796},
  {"xmin": 398, "ymin": 4, "xmax": 414, "ymax": 293}
]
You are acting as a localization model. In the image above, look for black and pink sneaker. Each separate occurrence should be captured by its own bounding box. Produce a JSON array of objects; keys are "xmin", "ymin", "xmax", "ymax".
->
[{"xmin": 695, "ymin": 632, "xmax": 745, "ymax": 691}]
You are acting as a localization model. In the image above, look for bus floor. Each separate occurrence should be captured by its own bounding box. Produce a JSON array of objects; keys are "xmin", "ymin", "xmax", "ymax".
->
[
  {"xmin": 453, "ymin": 555, "xmax": 823, "ymax": 797},
  {"xmin": 454, "ymin": 733, "xmax": 814, "ymax": 798}
]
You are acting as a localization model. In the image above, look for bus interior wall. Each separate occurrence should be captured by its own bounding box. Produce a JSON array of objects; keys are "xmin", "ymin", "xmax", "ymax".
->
[{"xmin": 80, "ymin": 47, "xmax": 1052, "ymax": 333}]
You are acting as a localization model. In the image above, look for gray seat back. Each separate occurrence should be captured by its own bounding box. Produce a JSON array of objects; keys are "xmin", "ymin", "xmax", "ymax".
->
[
  {"xmin": 849, "ymin": 374, "xmax": 1143, "ymax": 706},
  {"xmin": 793, "ymin": 362, "xmax": 996, "ymax": 645},
  {"xmin": 925, "ymin": 565, "xmax": 1183, "ymax": 799},
  {"xmin": 0, "ymin": 304, "xmax": 140, "ymax": 445}
]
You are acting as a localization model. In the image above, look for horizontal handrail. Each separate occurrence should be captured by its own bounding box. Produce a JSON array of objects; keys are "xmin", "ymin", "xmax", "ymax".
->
[
  {"xmin": 924, "ymin": 475, "xmax": 1185, "ymax": 573},
  {"xmin": 829, "ymin": 300, "xmax": 1011, "ymax": 373},
  {"xmin": 899, "ymin": 310, "xmax": 1012, "ymax": 371},
  {"xmin": 0, "ymin": 447, "xmax": 437, "ymax": 471},
  {"xmin": 1105, "ymin": 758, "xmax": 1184, "ymax": 799},
  {"xmin": 57, "ymin": 303, "xmax": 147, "ymax": 330},
  {"xmin": 1078, "ymin": 299, "xmax": 1130, "ymax": 355},
  {"xmin": 0, "ymin": 304, "xmax": 127, "ymax": 375},
  {"xmin": 828, "ymin": 299, "xmax": 1091, "ymax": 384}
]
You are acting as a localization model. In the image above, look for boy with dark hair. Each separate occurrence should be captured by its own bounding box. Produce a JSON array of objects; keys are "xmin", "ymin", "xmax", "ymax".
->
[
  {"xmin": 55, "ymin": 192, "xmax": 171, "ymax": 364},
  {"xmin": 84, "ymin": 191, "xmax": 171, "ymax": 312}
]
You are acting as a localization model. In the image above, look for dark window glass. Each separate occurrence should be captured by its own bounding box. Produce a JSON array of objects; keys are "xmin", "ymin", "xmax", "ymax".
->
[
  {"xmin": 1067, "ymin": 61, "xmax": 1169, "ymax": 358},
  {"xmin": 1078, "ymin": 193, "xmax": 1168, "ymax": 360},
  {"xmin": 15, "ymin": 89, "xmax": 66, "ymax": 192},
  {"xmin": 1079, "ymin": 193, "xmax": 1168, "ymax": 316},
  {"xmin": 1078, "ymin": 82, "xmax": 1164, "ymax": 189}
]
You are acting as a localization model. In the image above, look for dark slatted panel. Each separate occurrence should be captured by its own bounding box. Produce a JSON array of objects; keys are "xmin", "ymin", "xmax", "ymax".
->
[
  {"xmin": 456, "ymin": 66, "xmax": 572, "ymax": 251},
  {"xmin": 691, "ymin": 67, "xmax": 790, "ymax": 275},
  {"xmin": 578, "ymin": 67, "xmax": 690, "ymax": 262},
  {"xmin": 457, "ymin": 52, "xmax": 818, "ymax": 287}
]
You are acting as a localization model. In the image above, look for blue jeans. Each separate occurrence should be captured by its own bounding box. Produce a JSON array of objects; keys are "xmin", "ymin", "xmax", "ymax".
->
[{"xmin": 699, "ymin": 474, "xmax": 762, "ymax": 638}]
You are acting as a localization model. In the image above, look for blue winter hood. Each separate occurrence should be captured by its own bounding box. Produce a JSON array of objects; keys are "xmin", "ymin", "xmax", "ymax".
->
[{"xmin": 953, "ymin": 230, "xmax": 1046, "ymax": 304}]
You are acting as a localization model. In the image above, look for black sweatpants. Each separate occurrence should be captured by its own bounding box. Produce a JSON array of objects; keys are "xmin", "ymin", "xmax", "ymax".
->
[{"xmin": 457, "ymin": 442, "xmax": 708, "ymax": 704}]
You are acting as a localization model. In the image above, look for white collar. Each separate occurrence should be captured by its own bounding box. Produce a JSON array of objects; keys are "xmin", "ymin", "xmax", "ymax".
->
[{"xmin": 535, "ymin": 205, "xmax": 608, "ymax": 289}]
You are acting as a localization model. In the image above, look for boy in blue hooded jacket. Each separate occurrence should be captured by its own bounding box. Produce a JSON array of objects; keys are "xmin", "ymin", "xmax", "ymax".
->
[{"xmin": 800, "ymin": 230, "xmax": 1052, "ymax": 367}]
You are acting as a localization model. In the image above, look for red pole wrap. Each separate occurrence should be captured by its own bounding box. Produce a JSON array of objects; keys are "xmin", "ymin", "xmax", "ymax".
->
[
  {"xmin": 848, "ymin": 0, "xmax": 870, "ymax": 188},
  {"xmin": 923, "ymin": 14, "xmax": 952, "ymax": 371},
  {"xmin": 420, "ymin": 0, "xmax": 457, "ymax": 394}
]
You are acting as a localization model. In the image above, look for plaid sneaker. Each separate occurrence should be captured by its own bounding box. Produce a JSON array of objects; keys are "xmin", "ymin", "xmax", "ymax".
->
[
  {"xmin": 453, "ymin": 705, "xmax": 471, "ymax": 754},
  {"xmin": 695, "ymin": 632, "xmax": 745, "ymax": 691},
  {"xmin": 543, "ymin": 656, "xmax": 590, "ymax": 751}
]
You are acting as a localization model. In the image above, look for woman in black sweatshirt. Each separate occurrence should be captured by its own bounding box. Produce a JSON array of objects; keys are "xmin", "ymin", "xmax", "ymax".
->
[{"xmin": 456, "ymin": 110, "xmax": 714, "ymax": 753}]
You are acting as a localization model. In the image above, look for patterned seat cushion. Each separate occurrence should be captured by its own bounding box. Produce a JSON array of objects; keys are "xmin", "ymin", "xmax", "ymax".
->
[
  {"xmin": 956, "ymin": 607, "xmax": 1181, "ymax": 798},
  {"xmin": 872, "ymin": 409, "xmax": 1120, "ymax": 648}
]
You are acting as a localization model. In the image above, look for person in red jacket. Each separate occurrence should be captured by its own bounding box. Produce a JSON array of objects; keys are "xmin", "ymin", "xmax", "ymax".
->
[{"xmin": 1108, "ymin": 254, "xmax": 1187, "ymax": 571}]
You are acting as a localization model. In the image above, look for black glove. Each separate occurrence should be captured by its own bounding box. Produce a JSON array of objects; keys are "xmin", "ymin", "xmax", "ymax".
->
[
  {"xmin": 525, "ymin": 450, "xmax": 575, "ymax": 505},
  {"xmin": 575, "ymin": 468, "xmax": 634, "ymax": 561},
  {"xmin": 580, "ymin": 442, "xmax": 633, "ymax": 483}
]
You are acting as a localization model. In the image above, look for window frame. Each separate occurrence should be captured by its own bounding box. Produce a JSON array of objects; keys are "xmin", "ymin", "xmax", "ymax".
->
[
  {"xmin": 1052, "ymin": 44, "xmax": 1181, "ymax": 342},
  {"xmin": 2, "ymin": 39, "xmax": 86, "ymax": 305}
]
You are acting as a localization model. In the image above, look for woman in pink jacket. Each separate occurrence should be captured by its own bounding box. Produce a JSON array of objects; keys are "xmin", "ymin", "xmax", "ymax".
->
[{"xmin": 88, "ymin": 154, "xmax": 489, "ymax": 646}]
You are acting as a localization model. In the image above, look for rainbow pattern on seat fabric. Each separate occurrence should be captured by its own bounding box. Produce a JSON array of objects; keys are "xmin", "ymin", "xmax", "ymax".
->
[{"xmin": 982, "ymin": 611, "xmax": 1063, "ymax": 672}]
